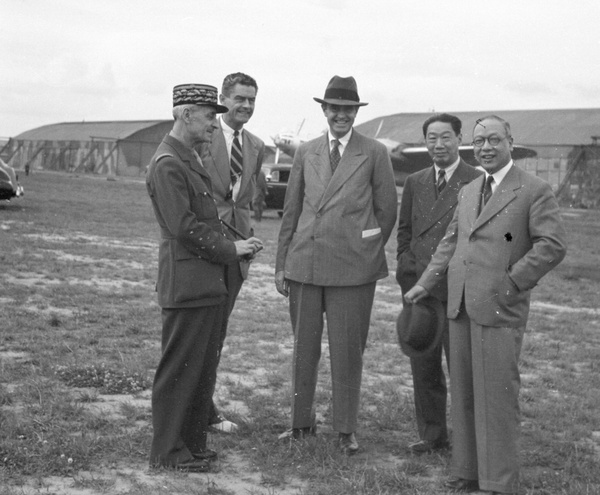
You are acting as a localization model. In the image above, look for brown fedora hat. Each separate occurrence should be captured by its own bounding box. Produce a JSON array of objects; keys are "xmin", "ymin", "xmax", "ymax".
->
[
  {"xmin": 397, "ymin": 297, "xmax": 445, "ymax": 358},
  {"xmin": 313, "ymin": 75, "xmax": 368, "ymax": 106}
]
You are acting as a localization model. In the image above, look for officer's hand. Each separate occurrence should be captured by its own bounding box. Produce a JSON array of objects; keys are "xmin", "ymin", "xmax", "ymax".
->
[
  {"xmin": 235, "ymin": 237, "xmax": 263, "ymax": 259},
  {"xmin": 403, "ymin": 285, "xmax": 429, "ymax": 304},
  {"xmin": 275, "ymin": 270, "xmax": 289, "ymax": 297}
]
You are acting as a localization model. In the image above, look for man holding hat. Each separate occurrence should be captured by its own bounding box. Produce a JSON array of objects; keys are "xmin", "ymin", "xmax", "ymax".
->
[
  {"xmin": 275, "ymin": 75, "xmax": 397, "ymax": 454},
  {"xmin": 405, "ymin": 115, "xmax": 566, "ymax": 493},
  {"xmin": 146, "ymin": 83, "xmax": 263, "ymax": 471},
  {"xmin": 396, "ymin": 113, "xmax": 481, "ymax": 454}
]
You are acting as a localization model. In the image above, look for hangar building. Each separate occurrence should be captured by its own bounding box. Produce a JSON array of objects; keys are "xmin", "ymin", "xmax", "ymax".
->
[{"xmin": 1, "ymin": 120, "xmax": 173, "ymax": 177}]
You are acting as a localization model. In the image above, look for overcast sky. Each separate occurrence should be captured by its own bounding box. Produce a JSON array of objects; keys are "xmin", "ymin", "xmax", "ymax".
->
[{"xmin": 2, "ymin": 0, "xmax": 599, "ymax": 144}]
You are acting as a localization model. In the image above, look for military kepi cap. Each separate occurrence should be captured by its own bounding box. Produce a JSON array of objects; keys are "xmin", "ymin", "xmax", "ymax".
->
[
  {"xmin": 173, "ymin": 83, "xmax": 229, "ymax": 113},
  {"xmin": 314, "ymin": 75, "xmax": 368, "ymax": 106}
]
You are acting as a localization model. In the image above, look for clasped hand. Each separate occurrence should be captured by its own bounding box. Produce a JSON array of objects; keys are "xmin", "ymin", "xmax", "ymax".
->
[{"xmin": 234, "ymin": 237, "xmax": 263, "ymax": 260}]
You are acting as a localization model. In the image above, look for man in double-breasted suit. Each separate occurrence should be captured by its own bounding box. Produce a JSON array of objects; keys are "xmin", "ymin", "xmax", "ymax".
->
[
  {"xmin": 405, "ymin": 115, "xmax": 566, "ymax": 494},
  {"xmin": 146, "ymin": 84, "xmax": 262, "ymax": 472},
  {"xmin": 275, "ymin": 75, "xmax": 397, "ymax": 454},
  {"xmin": 396, "ymin": 113, "xmax": 482, "ymax": 454},
  {"xmin": 198, "ymin": 73, "xmax": 265, "ymax": 433}
]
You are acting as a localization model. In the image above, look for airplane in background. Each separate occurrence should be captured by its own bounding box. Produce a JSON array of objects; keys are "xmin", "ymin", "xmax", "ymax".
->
[
  {"xmin": 269, "ymin": 121, "xmax": 537, "ymax": 185},
  {"xmin": 270, "ymin": 119, "xmax": 310, "ymax": 164},
  {"xmin": 264, "ymin": 121, "xmax": 537, "ymax": 211}
]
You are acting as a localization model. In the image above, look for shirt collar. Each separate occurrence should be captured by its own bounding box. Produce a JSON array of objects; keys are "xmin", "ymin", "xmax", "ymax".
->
[
  {"xmin": 220, "ymin": 116, "xmax": 242, "ymax": 138},
  {"xmin": 487, "ymin": 160, "xmax": 513, "ymax": 187},
  {"xmin": 434, "ymin": 156, "xmax": 460, "ymax": 182},
  {"xmin": 328, "ymin": 129, "xmax": 352, "ymax": 150}
]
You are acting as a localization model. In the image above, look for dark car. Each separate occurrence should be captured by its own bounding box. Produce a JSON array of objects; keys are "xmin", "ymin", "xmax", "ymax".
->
[
  {"xmin": 262, "ymin": 162, "xmax": 291, "ymax": 213},
  {"xmin": 0, "ymin": 164, "xmax": 24, "ymax": 201}
]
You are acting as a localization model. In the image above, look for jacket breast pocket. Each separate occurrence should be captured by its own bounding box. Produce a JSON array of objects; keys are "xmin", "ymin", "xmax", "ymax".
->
[
  {"xmin": 191, "ymin": 188, "xmax": 218, "ymax": 221},
  {"xmin": 173, "ymin": 252, "xmax": 227, "ymax": 303}
]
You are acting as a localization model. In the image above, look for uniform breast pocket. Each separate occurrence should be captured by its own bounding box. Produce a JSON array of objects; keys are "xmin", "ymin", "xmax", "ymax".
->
[{"xmin": 191, "ymin": 190, "xmax": 218, "ymax": 221}]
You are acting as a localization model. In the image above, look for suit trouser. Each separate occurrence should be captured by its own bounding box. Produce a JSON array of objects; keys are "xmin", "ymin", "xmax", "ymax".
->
[
  {"xmin": 208, "ymin": 262, "xmax": 244, "ymax": 424},
  {"xmin": 150, "ymin": 304, "xmax": 226, "ymax": 467},
  {"xmin": 449, "ymin": 310, "xmax": 524, "ymax": 494},
  {"xmin": 288, "ymin": 281, "xmax": 376, "ymax": 433},
  {"xmin": 410, "ymin": 303, "xmax": 450, "ymax": 443}
]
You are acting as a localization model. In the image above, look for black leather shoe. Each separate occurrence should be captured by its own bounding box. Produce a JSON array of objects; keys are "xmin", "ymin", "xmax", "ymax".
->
[
  {"xmin": 191, "ymin": 449, "xmax": 217, "ymax": 461},
  {"xmin": 174, "ymin": 458, "xmax": 211, "ymax": 472},
  {"xmin": 443, "ymin": 477, "xmax": 479, "ymax": 492},
  {"xmin": 339, "ymin": 432, "xmax": 359, "ymax": 455},
  {"xmin": 408, "ymin": 439, "xmax": 450, "ymax": 454}
]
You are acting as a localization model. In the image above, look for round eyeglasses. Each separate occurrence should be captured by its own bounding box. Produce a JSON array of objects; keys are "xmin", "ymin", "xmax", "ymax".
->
[{"xmin": 472, "ymin": 136, "xmax": 507, "ymax": 147}]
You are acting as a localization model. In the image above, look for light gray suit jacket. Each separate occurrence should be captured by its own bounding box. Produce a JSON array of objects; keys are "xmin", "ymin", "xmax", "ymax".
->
[
  {"xmin": 418, "ymin": 164, "xmax": 567, "ymax": 327},
  {"xmin": 198, "ymin": 122, "xmax": 264, "ymax": 277},
  {"xmin": 276, "ymin": 130, "xmax": 397, "ymax": 286}
]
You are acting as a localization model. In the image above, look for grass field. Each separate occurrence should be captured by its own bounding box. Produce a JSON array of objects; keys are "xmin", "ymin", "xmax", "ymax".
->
[{"xmin": 0, "ymin": 171, "xmax": 599, "ymax": 494}]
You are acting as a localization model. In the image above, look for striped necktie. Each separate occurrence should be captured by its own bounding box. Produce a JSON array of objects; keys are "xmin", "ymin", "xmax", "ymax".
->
[
  {"xmin": 230, "ymin": 130, "xmax": 243, "ymax": 187},
  {"xmin": 437, "ymin": 169, "xmax": 446, "ymax": 195},
  {"xmin": 330, "ymin": 139, "xmax": 341, "ymax": 172}
]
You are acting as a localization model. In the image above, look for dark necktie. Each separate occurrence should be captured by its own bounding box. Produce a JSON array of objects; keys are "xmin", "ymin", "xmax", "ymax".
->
[
  {"xmin": 230, "ymin": 130, "xmax": 243, "ymax": 187},
  {"xmin": 437, "ymin": 169, "xmax": 446, "ymax": 195},
  {"xmin": 480, "ymin": 175, "xmax": 494, "ymax": 214},
  {"xmin": 330, "ymin": 139, "xmax": 341, "ymax": 172}
]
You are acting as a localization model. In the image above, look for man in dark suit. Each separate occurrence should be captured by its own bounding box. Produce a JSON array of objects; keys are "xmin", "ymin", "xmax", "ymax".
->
[
  {"xmin": 146, "ymin": 83, "xmax": 262, "ymax": 471},
  {"xmin": 275, "ymin": 75, "xmax": 397, "ymax": 454},
  {"xmin": 198, "ymin": 73, "xmax": 265, "ymax": 433},
  {"xmin": 396, "ymin": 113, "xmax": 482, "ymax": 454},
  {"xmin": 405, "ymin": 115, "xmax": 566, "ymax": 494}
]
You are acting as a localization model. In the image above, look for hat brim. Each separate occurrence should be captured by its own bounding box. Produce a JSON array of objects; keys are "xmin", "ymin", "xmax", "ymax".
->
[
  {"xmin": 313, "ymin": 97, "xmax": 368, "ymax": 107},
  {"xmin": 397, "ymin": 297, "xmax": 446, "ymax": 358},
  {"xmin": 199, "ymin": 103, "xmax": 229, "ymax": 114}
]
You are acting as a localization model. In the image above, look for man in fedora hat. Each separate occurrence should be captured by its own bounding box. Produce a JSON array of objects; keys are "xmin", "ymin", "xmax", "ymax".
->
[
  {"xmin": 396, "ymin": 113, "xmax": 481, "ymax": 454},
  {"xmin": 275, "ymin": 75, "xmax": 397, "ymax": 454},
  {"xmin": 197, "ymin": 72, "xmax": 265, "ymax": 435},
  {"xmin": 146, "ymin": 83, "xmax": 263, "ymax": 472}
]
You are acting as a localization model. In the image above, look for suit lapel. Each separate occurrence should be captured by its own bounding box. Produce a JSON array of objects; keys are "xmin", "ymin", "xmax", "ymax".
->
[
  {"xmin": 318, "ymin": 132, "xmax": 367, "ymax": 210},
  {"xmin": 306, "ymin": 135, "xmax": 333, "ymax": 207},
  {"xmin": 415, "ymin": 161, "xmax": 472, "ymax": 237},
  {"xmin": 238, "ymin": 129, "xmax": 258, "ymax": 196},
  {"xmin": 207, "ymin": 123, "xmax": 230, "ymax": 195},
  {"xmin": 473, "ymin": 165, "xmax": 521, "ymax": 231}
]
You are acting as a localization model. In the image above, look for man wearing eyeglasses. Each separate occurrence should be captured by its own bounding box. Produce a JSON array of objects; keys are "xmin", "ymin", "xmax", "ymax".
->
[
  {"xmin": 404, "ymin": 115, "xmax": 566, "ymax": 494},
  {"xmin": 396, "ymin": 113, "xmax": 481, "ymax": 455}
]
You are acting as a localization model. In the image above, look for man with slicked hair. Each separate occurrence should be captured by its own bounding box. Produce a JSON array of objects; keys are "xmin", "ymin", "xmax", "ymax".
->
[
  {"xmin": 198, "ymin": 72, "xmax": 265, "ymax": 433},
  {"xmin": 396, "ymin": 113, "xmax": 481, "ymax": 454}
]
